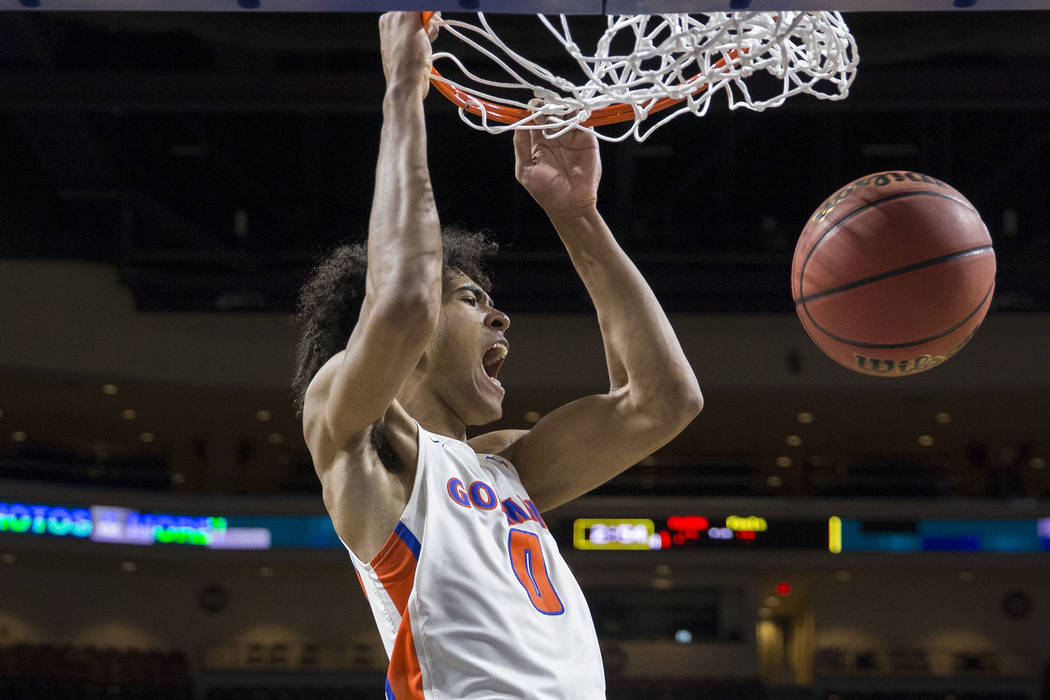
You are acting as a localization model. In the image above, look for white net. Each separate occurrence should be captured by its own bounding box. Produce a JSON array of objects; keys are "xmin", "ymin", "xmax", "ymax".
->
[{"xmin": 429, "ymin": 12, "xmax": 859, "ymax": 142}]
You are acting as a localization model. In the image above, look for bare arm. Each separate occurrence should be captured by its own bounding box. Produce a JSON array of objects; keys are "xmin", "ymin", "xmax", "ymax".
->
[
  {"xmin": 501, "ymin": 124, "xmax": 703, "ymax": 510},
  {"xmin": 312, "ymin": 12, "xmax": 443, "ymax": 446}
]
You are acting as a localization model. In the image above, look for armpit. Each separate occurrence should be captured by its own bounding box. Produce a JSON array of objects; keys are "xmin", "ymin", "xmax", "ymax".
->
[{"xmin": 370, "ymin": 420, "xmax": 405, "ymax": 474}]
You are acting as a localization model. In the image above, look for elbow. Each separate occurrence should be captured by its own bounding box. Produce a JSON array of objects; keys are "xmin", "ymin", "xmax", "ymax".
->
[
  {"xmin": 366, "ymin": 286, "xmax": 441, "ymax": 341},
  {"xmin": 683, "ymin": 384, "xmax": 705, "ymax": 420},
  {"xmin": 631, "ymin": 377, "xmax": 704, "ymax": 434},
  {"xmin": 667, "ymin": 381, "xmax": 704, "ymax": 429}
]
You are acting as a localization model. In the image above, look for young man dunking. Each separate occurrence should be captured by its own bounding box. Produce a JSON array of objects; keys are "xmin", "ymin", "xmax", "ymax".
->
[{"xmin": 293, "ymin": 12, "xmax": 702, "ymax": 699}]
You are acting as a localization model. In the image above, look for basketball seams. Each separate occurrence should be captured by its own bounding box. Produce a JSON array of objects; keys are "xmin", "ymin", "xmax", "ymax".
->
[
  {"xmin": 795, "ymin": 189, "xmax": 979, "ymax": 303},
  {"xmin": 802, "ymin": 279, "xmax": 994, "ymax": 350},
  {"xmin": 795, "ymin": 245, "xmax": 994, "ymax": 306}
]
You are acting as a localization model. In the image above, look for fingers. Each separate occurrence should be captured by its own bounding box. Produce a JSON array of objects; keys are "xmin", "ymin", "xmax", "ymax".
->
[
  {"xmin": 528, "ymin": 97, "xmax": 548, "ymax": 127},
  {"xmin": 378, "ymin": 11, "xmax": 434, "ymax": 96},
  {"xmin": 512, "ymin": 98, "xmax": 544, "ymax": 173},
  {"xmin": 512, "ymin": 127, "xmax": 533, "ymax": 181},
  {"xmin": 421, "ymin": 11, "xmax": 441, "ymax": 42}
]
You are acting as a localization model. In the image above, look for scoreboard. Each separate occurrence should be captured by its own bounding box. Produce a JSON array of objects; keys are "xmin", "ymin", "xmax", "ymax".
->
[
  {"xmin": 570, "ymin": 515, "xmax": 1050, "ymax": 553},
  {"xmin": 571, "ymin": 515, "xmax": 829, "ymax": 551}
]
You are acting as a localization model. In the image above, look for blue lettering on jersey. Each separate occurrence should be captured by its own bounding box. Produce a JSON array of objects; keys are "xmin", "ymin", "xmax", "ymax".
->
[
  {"xmin": 446, "ymin": 476, "xmax": 546, "ymax": 529},
  {"xmin": 501, "ymin": 498, "xmax": 531, "ymax": 525}
]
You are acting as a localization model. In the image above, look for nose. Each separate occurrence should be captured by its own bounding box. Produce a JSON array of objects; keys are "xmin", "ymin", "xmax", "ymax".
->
[{"xmin": 485, "ymin": 308, "xmax": 510, "ymax": 331}]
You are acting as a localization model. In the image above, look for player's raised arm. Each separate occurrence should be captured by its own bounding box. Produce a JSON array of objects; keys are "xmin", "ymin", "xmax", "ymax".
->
[
  {"xmin": 505, "ymin": 123, "xmax": 703, "ymax": 510},
  {"xmin": 310, "ymin": 12, "xmax": 443, "ymax": 445}
]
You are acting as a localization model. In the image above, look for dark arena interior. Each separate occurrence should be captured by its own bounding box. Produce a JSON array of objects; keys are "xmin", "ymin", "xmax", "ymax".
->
[{"xmin": 2, "ymin": 6, "xmax": 1050, "ymax": 700}]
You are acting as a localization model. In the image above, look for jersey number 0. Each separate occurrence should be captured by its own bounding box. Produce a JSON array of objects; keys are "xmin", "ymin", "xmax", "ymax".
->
[{"xmin": 508, "ymin": 529, "xmax": 565, "ymax": 615}]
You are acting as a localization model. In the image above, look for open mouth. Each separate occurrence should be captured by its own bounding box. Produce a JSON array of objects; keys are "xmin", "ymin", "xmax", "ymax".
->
[{"xmin": 481, "ymin": 342, "xmax": 508, "ymax": 388}]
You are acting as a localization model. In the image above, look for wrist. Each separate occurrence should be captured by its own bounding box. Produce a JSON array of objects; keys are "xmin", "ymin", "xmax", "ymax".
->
[
  {"xmin": 545, "ymin": 202, "xmax": 601, "ymax": 229},
  {"xmin": 384, "ymin": 70, "xmax": 430, "ymax": 103}
]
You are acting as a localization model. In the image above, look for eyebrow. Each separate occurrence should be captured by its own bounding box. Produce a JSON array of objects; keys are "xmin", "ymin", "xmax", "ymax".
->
[{"xmin": 455, "ymin": 284, "xmax": 493, "ymax": 308}]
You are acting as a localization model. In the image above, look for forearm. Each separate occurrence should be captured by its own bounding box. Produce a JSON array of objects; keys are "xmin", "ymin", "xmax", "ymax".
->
[
  {"xmin": 549, "ymin": 208, "xmax": 701, "ymax": 408},
  {"xmin": 366, "ymin": 84, "xmax": 443, "ymax": 301}
]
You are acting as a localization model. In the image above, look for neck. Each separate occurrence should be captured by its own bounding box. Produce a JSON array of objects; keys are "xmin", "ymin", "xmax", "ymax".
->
[{"xmin": 398, "ymin": 383, "xmax": 468, "ymax": 442}]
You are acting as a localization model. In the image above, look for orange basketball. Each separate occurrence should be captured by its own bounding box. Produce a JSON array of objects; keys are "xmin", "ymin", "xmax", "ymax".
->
[{"xmin": 791, "ymin": 171, "xmax": 996, "ymax": 377}]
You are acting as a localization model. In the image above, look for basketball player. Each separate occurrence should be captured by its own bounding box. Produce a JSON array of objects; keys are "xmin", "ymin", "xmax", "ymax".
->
[{"xmin": 292, "ymin": 12, "xmax": 703, "ymax": 699}]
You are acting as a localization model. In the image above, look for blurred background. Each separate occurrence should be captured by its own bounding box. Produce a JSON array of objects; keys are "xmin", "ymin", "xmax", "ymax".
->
[{"xmin": 1, "ymin": 8, "xmax": 1049, "ymax": 700}]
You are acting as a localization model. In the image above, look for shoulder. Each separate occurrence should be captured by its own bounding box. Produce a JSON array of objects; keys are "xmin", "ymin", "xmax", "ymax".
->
[
  {"xmin": 302, "ymin": 358, "xmax": 420, "ymax": 560},
  {"xmin": 467, "ymin": 429, "xmax": 529, "ymax": 462}
]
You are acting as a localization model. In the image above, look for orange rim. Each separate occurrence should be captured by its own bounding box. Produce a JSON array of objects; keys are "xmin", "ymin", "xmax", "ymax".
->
[{"xmin": 420, "ymin": 11, "xmax": 741, "ymax": 128}]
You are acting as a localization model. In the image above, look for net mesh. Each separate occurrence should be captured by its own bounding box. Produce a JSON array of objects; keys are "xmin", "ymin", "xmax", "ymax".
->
[{"xmin": 429, "ymin": 12, "xmax": 858, "ymax": 142}]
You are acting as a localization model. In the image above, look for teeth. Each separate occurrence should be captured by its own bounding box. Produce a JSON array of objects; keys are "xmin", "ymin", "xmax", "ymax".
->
[
  {"xmin": 489, "ymin": 343, "xmax": 508, "ymax": 360},
  {"xmin": 489, "ymin": 376, "xmax": 502, "ymax": 388}
]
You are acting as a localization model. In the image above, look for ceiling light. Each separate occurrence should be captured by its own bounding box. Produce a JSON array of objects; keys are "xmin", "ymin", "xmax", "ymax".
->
[
  {"xmin": 11, "ymin": 431, "xmax": 26, "ymax": 442},
  {"xmin": 764, "ymin": 596, "xmax": 781, "ymax": 607},
  {"xmin": 758, "ymin": 608, "xmax": 772, "ymax": 619},
  {"xmin": 797, "ymin": 412, "xmax": 814, "ymax": 424},
  {"xmin": 102, "ymin": 384, "xmax": 118, "ymax": 395},
  {"xmin": 785, "ymin": 435, "xmax": 802, "ymax": 447},
  {"xmin": 171, "ymin": 473, "xmax": 187, "ymax": 485},
  {"xmin": 268, "ymin": 433, "xmax": 284, "ymax": 445},
  {"xmin": 958, "ymin": 571, "xmax": 974, "ymax": 583},
  {"xmin": 121, "ymin": 409, "xmax": 137, "ymax": 420},
  {"xmin": 655, "ymin": 564, "xmax": 672, "ymax": 576},
  {"xmin": 835, "ymin": 570, "xmax": 852, "ymax": 582},
  {"xmin": 255, "ymin": 410, "xmax": 272, "ymax": 422},
  {"xmin": 918, "ymin": 435, "xmax": 934, "ymax": 447},
  {"xmin": 1, "ymin": 554, "xmax": 14, "ymax": 565},
  {"xmin": 934, "ymin": 412, "xmax": 952, "ymax": 424},
  {"xmin": 139, "ymin": 432, "xmax": 155, "ymax": 443},
  {"xmin": 1030, "ymin": 457, "xmax": 1046, "ymax": 470},
  {"xmin": 121, "ymin": 561, "xmax": 137, "ymax": 573},
  {"xmin": 258, "ymin": 566, "xmax": 275, "ymax": 578},
  {"xmin": 651, "ymin": 578, "xmax": 672, "ymax": 590},
  {"xmin": 524, "ymin": 411, "xmax": 541, "ymax": 423},
  {"xmin": 775, "ymin": 456, "xmax": 792, "ymax": 468},
  {"xmin": 766, "ymin": 475, "xmax": 783, "ymax": 488}
]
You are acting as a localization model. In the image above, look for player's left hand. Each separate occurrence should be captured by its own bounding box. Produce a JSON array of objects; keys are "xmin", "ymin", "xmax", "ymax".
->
[{"xmin": 513, "ymin": 106, "xmax": 601, "ymax": 218}]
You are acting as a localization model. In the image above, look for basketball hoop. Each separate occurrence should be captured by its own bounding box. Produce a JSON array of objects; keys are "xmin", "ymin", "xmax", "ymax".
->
[{"xmin": 422, "ymin": 11, "xmax": 858, "ymax": 142}]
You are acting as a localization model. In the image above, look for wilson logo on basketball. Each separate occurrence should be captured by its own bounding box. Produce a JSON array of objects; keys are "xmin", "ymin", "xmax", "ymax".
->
[
  {"xmin": 853, "ymin": 332, "xmax": 975, "ymax": 376},
  {"xmin": 812, "ymin": 171, "xmax": 950, "ymax": 223}
]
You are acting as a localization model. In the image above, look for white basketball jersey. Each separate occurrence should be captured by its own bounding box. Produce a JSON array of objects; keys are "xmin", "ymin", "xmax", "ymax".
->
[{"xmin": 345, "ymin": 424, "xmax": 605, "ymax": 700}]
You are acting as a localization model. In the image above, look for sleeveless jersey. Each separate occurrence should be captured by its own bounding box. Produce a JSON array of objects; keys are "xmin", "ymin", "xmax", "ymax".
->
[{"xmin": 345, "ymin": 424, "xmax": 605, "ymax": 700}]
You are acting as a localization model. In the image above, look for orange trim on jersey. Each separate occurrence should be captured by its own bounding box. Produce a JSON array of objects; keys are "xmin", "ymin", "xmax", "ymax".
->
[
  {"xmin": 387, "ymin": 609, "xmax": 425, "ymax": 700},
  {"xmin": 370, "ymin": 524, "xmax": 419, "ymax": 616}
]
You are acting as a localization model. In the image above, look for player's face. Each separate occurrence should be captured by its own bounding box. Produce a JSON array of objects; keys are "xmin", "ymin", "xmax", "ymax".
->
[{"xmin": 421, "ymin": 270, "xmax": 510, "ymax": 426}]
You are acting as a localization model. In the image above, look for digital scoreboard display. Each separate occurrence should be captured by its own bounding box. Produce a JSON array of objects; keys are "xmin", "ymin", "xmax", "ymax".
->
[
  {"xmin": 0, "ymin": 500, "xmax": 342, "ymax": 550},
  {"xmin": 833, "ymin": 516, "xmax": 1050, "ymax": 553},
  {"xmin": 5, "ymin": 499, "xmax": 1048, "ymax": 555},
  {"xmin": 571, "ymin": 515, "xmax": 829, "ymax": 551},
  {"xmin": 574, "ymin": 516, "xmax": 1050, "ymax": 553}
]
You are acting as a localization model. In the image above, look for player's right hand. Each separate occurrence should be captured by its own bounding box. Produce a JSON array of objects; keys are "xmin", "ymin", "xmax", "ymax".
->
[{"xmin": 378, "ymin": 12, "xmax": 438, "ymax": 98}]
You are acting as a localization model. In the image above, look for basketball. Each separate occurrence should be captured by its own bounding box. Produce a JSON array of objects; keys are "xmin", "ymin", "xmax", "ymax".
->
[{"xmin": 791, "ymin": 171, "xmax": 996, "ymax": 377}]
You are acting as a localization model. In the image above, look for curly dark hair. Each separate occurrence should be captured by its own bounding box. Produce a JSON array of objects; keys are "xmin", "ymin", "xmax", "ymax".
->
[{"xmin": 292, "ymin": 225, "xmax": 498, "ymax": 416}]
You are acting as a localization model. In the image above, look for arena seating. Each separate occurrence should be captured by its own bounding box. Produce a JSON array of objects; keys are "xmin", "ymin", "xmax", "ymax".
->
[{"xmin": 0, "ymin": 644, "xmax": 191, "ymax": 700}]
